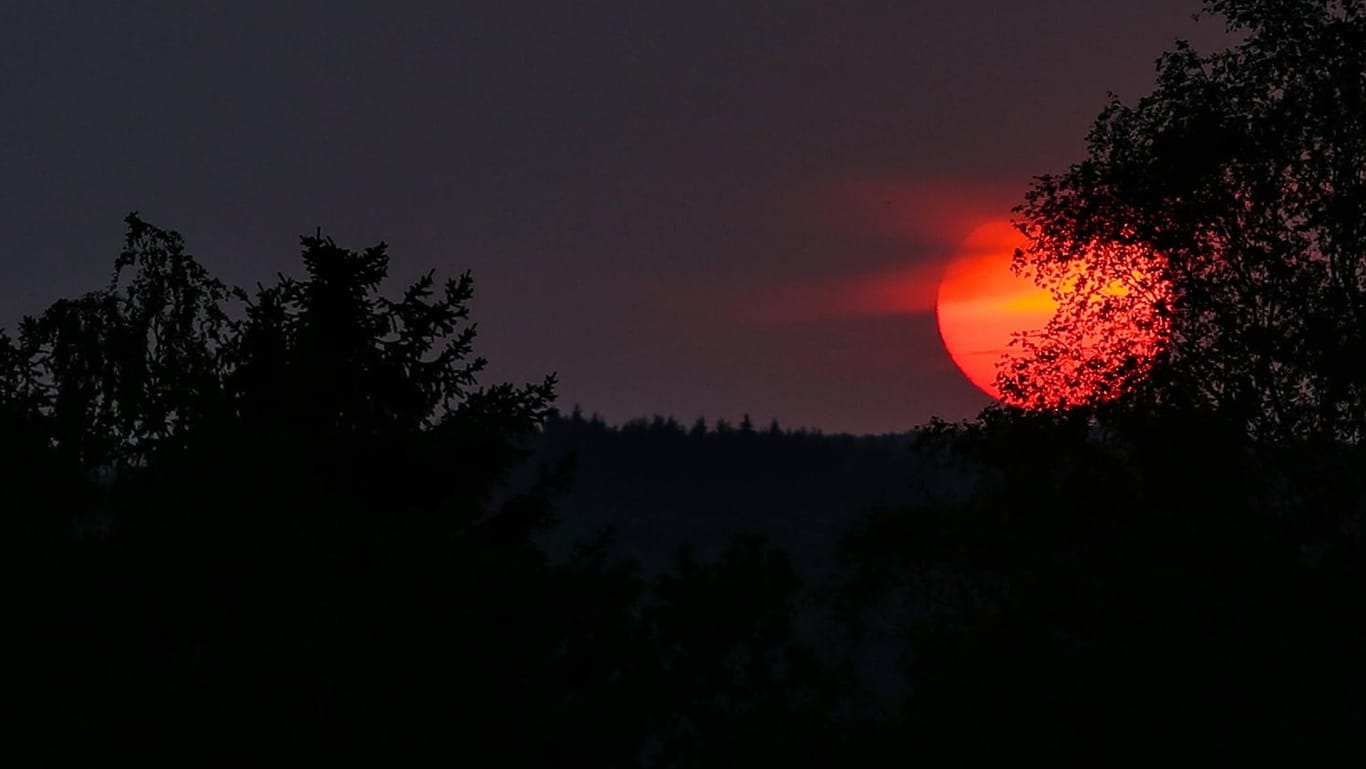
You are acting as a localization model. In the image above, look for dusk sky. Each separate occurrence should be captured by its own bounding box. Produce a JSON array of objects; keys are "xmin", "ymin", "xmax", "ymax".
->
[{"xmin": 0, "ymin": 1, "xmax": 1233, "ymax": 434}]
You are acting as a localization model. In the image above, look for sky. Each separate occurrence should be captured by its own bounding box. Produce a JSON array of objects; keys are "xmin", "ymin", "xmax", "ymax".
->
[{"xmin": 0, "ymin": 1, "xmax": 1233, "ymax": 434}]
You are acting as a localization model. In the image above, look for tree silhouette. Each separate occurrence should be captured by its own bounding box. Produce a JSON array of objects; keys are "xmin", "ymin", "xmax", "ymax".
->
[
  {"xmin": 1006, "ymin": 0, "xmax": 1366, "ymax": 441},
  {"xmin": 831, "ymin": 2, "xmax": 1366, "ymax": 761},
  {"xmin": 834, "ymin": 406, "xmax": 1366, "ymax": 762},
  {"xmin": 5, "ymin": 215, "xmax": 582, "ymax": 763},
  {"xmin": 9, "ymin": 215, "xmax": 871, "ymax": 767}
]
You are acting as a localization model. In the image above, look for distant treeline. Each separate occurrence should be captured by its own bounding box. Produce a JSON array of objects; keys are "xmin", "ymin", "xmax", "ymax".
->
[
  {"xmin": 516, "ymin": 409, "xmax": 948, "ymax": 575},
  {"xmin": 560, "ymin": 406, "xmax": 886, "ymax": 440}
]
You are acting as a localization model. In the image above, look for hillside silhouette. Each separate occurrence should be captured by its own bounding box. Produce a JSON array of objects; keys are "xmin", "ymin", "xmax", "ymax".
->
[{"xmin": 514, "ymin": 411, "xmax": 969, "ymax": 576}]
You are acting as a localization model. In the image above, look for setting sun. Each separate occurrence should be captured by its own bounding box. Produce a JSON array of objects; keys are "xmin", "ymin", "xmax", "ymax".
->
[
  {"xmin": 935, "ymin": 221, "xmax": 1053, "ymax": 401},
  {"xmin": 935, "ymin": 220, "xmax": 1168, "ymax": 407}
]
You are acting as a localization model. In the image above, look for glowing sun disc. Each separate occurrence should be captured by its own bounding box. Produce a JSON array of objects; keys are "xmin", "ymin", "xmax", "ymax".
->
[
  {"xmin": 935, "ymin": 220, "xmax": 1169, "ymax": 407},
  {"xmin": 935, "ymin": 221, "xmax": 1050, "ymax": 401}
]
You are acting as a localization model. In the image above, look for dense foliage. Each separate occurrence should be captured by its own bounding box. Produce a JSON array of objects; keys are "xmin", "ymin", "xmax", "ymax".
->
[
  {"xmin": 1007, "ymin": 0, "xmax": 1366, "ymax": 441},
  {"xmin": 854, "ymin": 0, "xmax": 1366, "ymax": 759},
  {"xmin": 8, "ymin": 218, "xmax": 858, "ymax": 767}
]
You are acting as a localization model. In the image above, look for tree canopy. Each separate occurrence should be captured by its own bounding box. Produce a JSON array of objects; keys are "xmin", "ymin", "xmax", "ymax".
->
[
  {"xmin": 834, "ymin": 2, "xmax": 1366, "ymax": 760},
  {"xmin": 9, "ymin": 216, "xmax": 866, "ymax": 767},
  {"xmin": 1006, "ymin": 0, "xmax": 1366, "ymax": 442}
]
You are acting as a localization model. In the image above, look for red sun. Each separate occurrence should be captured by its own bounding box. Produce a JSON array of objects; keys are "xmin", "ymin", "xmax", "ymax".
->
[{"xmin": 935, "ymin": 220, "xmax": 1167, "ymax": 407}]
